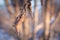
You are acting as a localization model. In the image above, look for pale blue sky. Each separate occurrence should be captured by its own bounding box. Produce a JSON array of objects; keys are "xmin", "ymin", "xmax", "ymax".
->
[
  {"xmin": 0, "ymin": 0, "xmax": 41, "ymax": 12},
  {"xmin": 0, "ymin": 0, "xmax": 4, "ymax": 5}
]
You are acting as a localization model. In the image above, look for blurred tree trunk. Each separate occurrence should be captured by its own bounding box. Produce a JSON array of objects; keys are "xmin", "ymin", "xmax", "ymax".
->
[
  {"xmin": 41, "ymin": 0, "xmax": 51, "ymax": 40},
  {"xmin": 34, "ymin": 0, "xmax": 39, "ymax": 40},
  {"xmin": 44, "ymin": 0, "xmax": 51, "ymax": 40},
  {"xmin": 5, "ymin": 0, "xmax": 32, "ymax": 40},
  {"xmin": 24, "ymin": 0, "xmax": 33, "ymax": 40},
  {"xmin": 5, "ymin": 0, "xmax": 22, "ymax": 40},
  {"xmin": 34, "ymin": 0, "xmax": 38, "ymax": 27}
]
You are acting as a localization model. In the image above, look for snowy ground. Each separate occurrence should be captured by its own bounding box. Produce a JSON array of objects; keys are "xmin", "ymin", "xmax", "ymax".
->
[{"xmin": 0, "ymin": 29, "xmax": 17, "ymax": 40}]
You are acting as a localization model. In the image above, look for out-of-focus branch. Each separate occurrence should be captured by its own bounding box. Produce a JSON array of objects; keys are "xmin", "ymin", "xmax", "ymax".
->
[
  {"xmin": 51, "ymin": 13, "xmax": 60, "ymax": 31},
  {"xmin": 5, "ymin": 0, "xmax": 15, "ymax": 15}
]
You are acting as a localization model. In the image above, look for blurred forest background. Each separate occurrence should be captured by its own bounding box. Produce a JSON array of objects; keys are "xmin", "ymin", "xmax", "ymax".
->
[{"xmin": 0, "ymin": 0, "xmax": 60, "ymax": 40}]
